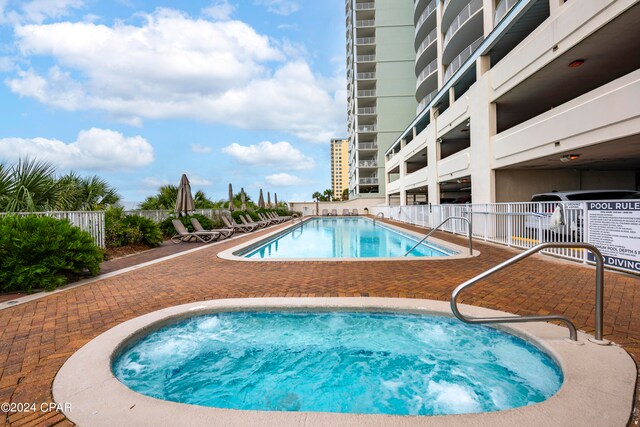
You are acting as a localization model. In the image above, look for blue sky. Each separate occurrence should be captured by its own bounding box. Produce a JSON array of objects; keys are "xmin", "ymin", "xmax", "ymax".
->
[{"xmin": 0, "ymin": 0, "xmax": 347, "ymax": 207}]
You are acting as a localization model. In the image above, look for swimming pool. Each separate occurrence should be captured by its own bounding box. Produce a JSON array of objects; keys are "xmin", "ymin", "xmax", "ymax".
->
[
  {"xmin": 240, "ymin": 217, "xmax": 455, "ymax": 259},
  {"xmin": 113, "ymin": 311, "xmax": 562, "ymax": 416}
]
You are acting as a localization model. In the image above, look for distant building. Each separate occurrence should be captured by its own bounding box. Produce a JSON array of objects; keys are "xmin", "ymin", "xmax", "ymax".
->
[
  {"xmin": 345, "ymin": 0, "xmax": 417, "ymax": 200},
  {"xmin": 385, "ymin": 0, "xmax": 640, "ymax": 205},
  {"xmin": 331, "ymin": 138, "xmax": 349, "ymax": 199}
]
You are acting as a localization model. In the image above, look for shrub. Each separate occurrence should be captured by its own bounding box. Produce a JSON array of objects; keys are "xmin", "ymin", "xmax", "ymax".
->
[
  {"xmin": 0, "ymin": 215, "xmax": 103, "ymax": 292},
  {"xmin": 159, "ymin": 214, "xmax": 212, "ymax": 236},
  {"xmin": 105, "ymin": 207, "xmax": 163, "ymax": 248}
]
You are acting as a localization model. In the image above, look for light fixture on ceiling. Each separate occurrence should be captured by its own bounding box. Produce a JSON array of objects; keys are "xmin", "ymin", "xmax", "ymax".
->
[
  {"xmin": 560, "ymin": 154, "xmax": 580, "ymax": 162},
  {"xmin": 568, "ymin": 59, "xmax": 585, "ymax": 68},
  {"xmin": 460, "ymin": 128, "xmax": 469, "ymax": 133},
  {"xmin": 456, "ymin": 177, "xmax": 471, "ymax": 184}
]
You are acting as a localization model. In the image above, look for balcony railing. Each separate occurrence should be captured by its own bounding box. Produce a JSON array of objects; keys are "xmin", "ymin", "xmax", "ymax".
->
[
  {"xmin": 359, "ymin": 160, "xmax": 378, "ymax": 167},
  {"xmin": 355, "ymin": 2, "xmax": 375, "ymax": 11},
  {"xmin": 357, "ymin": 54, "xmax": 376, "ymax": 62},
  {"xmin": 356, "ymin": 37, "xmax": 376, "ymax": 45},
  {"xmin": 494, "ymin": 0, "xmax": 518, "ymax": 26},
  {"xmin": 357, "ymin": 89, "xmax": 376, "ymax": 97},
  {"xmin": 357, "ymin": 107, "xmax": 376, "ymax": 114},
  {"xmin": 443, "ymin": 0, "xmax": 483, "ymax": 50},
  {"xmin": 416, "ymin": 89, "xmax": 438, "ymax": 114},
  {"xmin": 444, "ymin": 36, "xmax": 484, "ymax": 82},
  {"xmin": 358, "ymin": 142, "xmax": 378, "ymax": 150},
  {"xmin": 356, "ymin": 19, "xmax": 375, "ymax": 27},
  {"xmin": 357, "ymin": 72, "xmax": 376, "ymax": 80},
  {"xmin": 416, "ymin": 57, "xmax": 438, "ymax": 87},
  {"xmin": 358, "ymin": 124, "xmax": 377, "ymax": 132},
  {"xmin": 415, "ymin": 0, "xmax": 437, "ymax": 34},
  {"xmin": 416, "ymin": 27, "xmax": 438, "ymax": 58},
  {"xmin": 359, "ymin": 177, "xmax": 379, "ymax": 184}
]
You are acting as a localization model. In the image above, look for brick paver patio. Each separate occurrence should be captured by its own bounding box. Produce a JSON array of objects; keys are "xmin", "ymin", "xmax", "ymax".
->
[{"xmin": 1, "ymin": 220, "xmax": 639, "ymax": 426}]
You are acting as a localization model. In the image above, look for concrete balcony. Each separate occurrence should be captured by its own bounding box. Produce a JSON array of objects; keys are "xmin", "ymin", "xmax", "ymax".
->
[
  {"xmin": 358, "ymin": 142, "xmax": 378, "ymax": 150},
  {"xmin": 359, "ymin": 177, "xmax": 379, "ymax": 185},
  {"xmin": 438, "ymin": 149, "xmax": 471, "ymax": 181},
  {"xmin": 358, "ymin": 160, "xmax": 378, "ymax": 167},
  {"xmin": 357, "ymin": 89, "xmax": 376, "ymax": 97},
  {"xmin": 356, "ymin": 19, "xmax": 375, "ymax": 28},
  {"xmin": 357, "ymin": 54, "xmax": 376, "ymax": 63},
  {"xmin": 358, "ymin": 124, "xmax": 377, "ymax": 132},
  {"xmin": 355, "ymin": 2, "xmax": 375, "ymax": 11},
  {"xmin": 357, "ymin": 107, "xmax": 377, "ymax": 115},
  {"xmin": 443, "ymin": 36, "xmax": 483, "ymax": 82},
  {"xmin": 357, "ymin": 72, "xmax": 376, "ymax": 80},
  {"xmin": 356, "ymin": 37, "xmax": 376, "ymax": 45},
  {"xmin": 494, "ymin": 0, "xmax": 518, "ymax": 26}
]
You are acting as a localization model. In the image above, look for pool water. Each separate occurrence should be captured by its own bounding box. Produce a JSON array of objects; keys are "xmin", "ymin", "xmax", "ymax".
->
[
  {"xmin": 113, "ymin": 312, "xmax": 563, "ymax": 415},
  {"xmin": 243, "ymin": 217, "xmax": 454, "ymax": 259}
]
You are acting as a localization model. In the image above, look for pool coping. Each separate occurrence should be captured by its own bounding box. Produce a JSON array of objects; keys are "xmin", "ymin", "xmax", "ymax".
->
[
  {"xmin": 218, "ymin": 217, "xmax": 479, "ymax": 262},
  {"xmin": 53, "ymin": 297, "xmax": 636, "ymax": 427}
]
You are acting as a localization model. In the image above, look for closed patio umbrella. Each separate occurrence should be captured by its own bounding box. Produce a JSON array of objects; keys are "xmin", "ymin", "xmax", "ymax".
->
[
  {"xmin": 258, "ymin": 189, "xmax": 265, "ymax": 208},
  {"xmin": 274, "ymin": 193, "xmax": 278, "ymax": 208},
  {"xmin": 267, "ymin": 192, "xmax": 271, "ymax": 208},
  {"xmin": 175, "ymin": 174, "xmax": 195, "ymax": 217},
  {"xmin": 241, "ymin": 187, "xmax": 247, "ymax": 211},
  {"xmin": 228, "ymin": 183, "xmax": 234, "ymax": 212}
]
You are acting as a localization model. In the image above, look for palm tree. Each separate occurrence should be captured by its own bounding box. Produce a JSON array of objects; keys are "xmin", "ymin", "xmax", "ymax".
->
[
  {"xmin": 323, "ymin": 189, "xmax": 333, "ymax": 202},
  {"xmin": 140, "ymin": 185, "xmax": 215, "ymax": 210},
  {"xmin": 0, "ymin": 158, "xmax": 63, "ymax": 212},
  {"xmin": 58, "ymin": 173, "xmax": 120, "ymax": 211},
  {"xmin": 312, "ymin": 191, "xmax": 322, "ymax": 202},
  {"xmin": 342, "ymin": 188, "xmax": 349, "ymax": 201}
]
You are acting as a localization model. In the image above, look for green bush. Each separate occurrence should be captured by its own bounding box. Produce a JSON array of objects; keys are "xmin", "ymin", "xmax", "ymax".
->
[
  {"xmin": 105, "ymin": 207, "xmax": 163, "ymax": 248},
  {"xmin": 0, "ymin": 215, "xmax": 103, "ymax": 292},
  {"xmin": 159, "ymin": 214, "xmax": 212, "ymax": 236}
]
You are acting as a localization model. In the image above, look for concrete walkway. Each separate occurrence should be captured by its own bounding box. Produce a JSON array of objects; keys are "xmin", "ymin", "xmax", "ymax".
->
[{"xmin": 1, "ymin": 220, "xmax": 638, "ymax": 426}]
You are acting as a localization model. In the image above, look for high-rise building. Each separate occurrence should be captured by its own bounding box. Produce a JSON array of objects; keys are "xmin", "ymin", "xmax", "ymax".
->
[
  {"xmin": 330, "ymin": 138, "xmax": 349, "ymax": 200},
  {"xmin": 345, "ymin": 0, "xmax": 417, "ymax": 199},
  {"xmin": 385, "ymin": 0, "xmax": 640, "ymax": 205}
]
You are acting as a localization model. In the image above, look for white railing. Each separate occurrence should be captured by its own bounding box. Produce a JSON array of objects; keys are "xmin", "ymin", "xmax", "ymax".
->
[
  {"xmin": 443, "ymin": 0, "xmax": 483, "ymax": 49},
  {"xmin": 355, "ymin": 2, "xmax": 375, "ymax": 11},
  {"xmin": 443, "ymin": 36, "xmax": 484, "ymax": 82},
  {"xmin": 357, "ymin": 89, "xmax": 376, "ymax": 97},
  {"xmin": 417, "ymin": 89, "xmax": 438, "ymax": 114},
  {"xmin": 358, "ymin": 124, "xmax": 377, "ymax": 132},
  {"xmin": 368, "ymin": 202, "xmax": 637, "ymax": 272},
  {"xmin": 358, "ymin": 142, "xmax": 378, "ymax": 150},
  {"xmin": 494, "ymin": 0, "xmax": 519, "ymax": 26},
  {"xmin": 359, "ymin": 160, "xmax": 378, "ymax": 167},
  {"xmin": 416, "ymin": 58, "xmax": 438, "ymax": 87},
  {"xmin": 2, "ymin": 211, "xmax": 105, "ymax": 248},
  {"xmin": 415, "ymin": 0, "xmax": 437, "ymax": 33},
  {"xmin": 359, "ymin": 177, "xmax": 379, "ymax": 184},
  {"xmin": 357, "ymin": 72, "xmax": 376, "ymax": 79},
  {"xmin": 356, "ymin": 19, "xmax": 375, "ymax": 27},
  {"xmin": 358, "ymin": 107, "xmax": 376, "ymax": 114},
  {"xmin": 357, "ymin": 54, "xmax": 376, "ymax": 62},
  {"xmin": 123, "ymin": 209, "xmax": 226, "ymax": 222},
  {"xmin": 356, "ymin": 37, "xmax": 376, "ymax": 45},
  {"xmin": 416, "ymin": 28, "xmax": 438, "ymax": 59}
]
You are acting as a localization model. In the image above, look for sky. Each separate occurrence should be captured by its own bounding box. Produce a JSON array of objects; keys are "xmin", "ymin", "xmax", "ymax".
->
[{"xmin": 0, "ymin": 0, "xmax": 347, "ymax": 207}]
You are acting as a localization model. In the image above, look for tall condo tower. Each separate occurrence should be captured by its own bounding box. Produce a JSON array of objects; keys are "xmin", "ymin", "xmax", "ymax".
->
[
  {"xmin": 345, "ymin": 0, "xmax": 417, "ymax": 199},
  {"xmin": 330, "ymin": 138, "xmax": 349, "ymax": 200}
]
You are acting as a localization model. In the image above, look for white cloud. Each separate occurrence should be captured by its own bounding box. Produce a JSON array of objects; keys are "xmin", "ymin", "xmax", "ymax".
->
[
  {"xmin": 6, "ymin": 8, "xmax": 345, "ymax": 142},
  {"xmin": 189, "ymin": 175, "xmax": 212, "ymax": 186},
  {"xmin": 190, "ymin": 144, "xmax": 212, "ymax": 154},
  {"xmin": 142, "ymin": 176, "xmax": 170, "ymax": 188},
  {"xmin": 255, "ymin": 0, "xmax": 300, "ymax": 16},
  {"xmin": 222, "ymin": 141, "xmax": 314, "ymax": 170},
  {"xmin": 0, "ymin": 128, "xmax": 154, "ymax": 171},
  {"xmin": 202, "ymin": 0, "xmax": 234, "ymax": 21},
  {"xmin": 1, "ymin": 0, "xmax": 84, "ymax": 24},
  {"xmin": 265, "ymin": 173, "xmax": 305, "ymax": 187}
]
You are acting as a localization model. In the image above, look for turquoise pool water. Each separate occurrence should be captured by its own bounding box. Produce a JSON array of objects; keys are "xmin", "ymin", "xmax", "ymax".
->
[
  {"xmin": 242, "ymin": 217, "xmax": 454, "ymax": 259},
  {"xmin": 113, "ymin": 312, "xmax": 563, "ymax": 415}
]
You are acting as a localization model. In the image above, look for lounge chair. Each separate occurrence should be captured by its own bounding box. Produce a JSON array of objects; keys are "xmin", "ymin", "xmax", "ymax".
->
[
  {"xmin": 190, "ymin": 218, "xmax": 234, "ymax": 239},
  {"xmin": 242, "ymin": 214, "xmax": 269, "ymax": 228},
  {"xmin": 256, "ymin": 212, "xmax": 279, "ymax": 225},
  {"xmin": 342, "ymin": 209, "xmax": 350, "ymax": 216},
  {"xmin": 330, "ymin": 209, "xmax": 338, "ymax": 216},
  {"xmin": 262, "ymin": 212, "xmax": 285, "ymax": 223},
  {"xmin": 222, "ymin": 215, "xmax": 258, "ymax": 232},
  {"xmin": 171, "ymin": 219, "xmax": 221, "ymax": 244},
  {"xmin": 321, "ymin": 209, "xmax": 329, "ymax": 216},
  {"xmin": 269, "ymin": 211, "xmax": 291, "ymax": 221},
  {"xmin": 351, "ymin": 208, "xmax": 358, "ymax": 216}
]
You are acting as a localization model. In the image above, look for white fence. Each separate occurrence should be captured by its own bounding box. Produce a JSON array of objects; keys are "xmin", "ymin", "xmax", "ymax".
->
[
  {"xmin": 3, "ymin": 211, "xmax": 105, "ymax": 248},
  {"xmin": 123, "ymin": 209, "xmax": 226, "ymax": 222},
  {"xmin": 370, "ymin": 202, "xmax": 639, "ymax": 274}
]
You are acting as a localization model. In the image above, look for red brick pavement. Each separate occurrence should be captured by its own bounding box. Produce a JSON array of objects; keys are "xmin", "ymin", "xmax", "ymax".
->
[{"xmin": 1, "ymin": 220, "xmax": 639, "ymax": 426}]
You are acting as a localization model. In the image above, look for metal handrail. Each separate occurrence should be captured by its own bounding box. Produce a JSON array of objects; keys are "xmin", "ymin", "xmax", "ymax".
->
[
  {"xmin": 451, "ymin": 242, "xmax": 606, "ymax": 343},
  {"xmin": 373, "ymin": 212, "xmax": 384, "ymax": 224},
  {"xmin": 405, "ymin": 216, "xmax": 472, "ymax": 256},
  {"xmin": 291, "ymin": 213, "xmax": 302, "ymax": 224}
]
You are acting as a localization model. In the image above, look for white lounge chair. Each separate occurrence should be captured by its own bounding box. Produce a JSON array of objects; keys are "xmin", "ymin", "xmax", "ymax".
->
[
  {"xmin": 330, "ymin": 209, "xmax": 338, "ymax": 216},
  {"xmin": 321, "ymin": 209, "xmax": 329, "ymax": 216},
  {"xmin": 190, "ymin": 218, "xmax": 234, "ymax": 239},
  {"xmin": 351, "ymin": 208, "xmax": 358, "ymax": 216},
  {"xmin": 242, "ymin": 214, "xmax": 269, "ymax": 228},
  {"xmin": 342, "ymin": 209, "xmax": 350, "ymax": 216},
  {"xmin": 222, "ymin": 215, "xmax": 258, "ymax": 232}
]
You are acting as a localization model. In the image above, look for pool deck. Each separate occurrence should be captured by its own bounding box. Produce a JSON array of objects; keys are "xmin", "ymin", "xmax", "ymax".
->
[{"xmin": 1, "ymin": 217, "xmax": 639, "ymax": 426}]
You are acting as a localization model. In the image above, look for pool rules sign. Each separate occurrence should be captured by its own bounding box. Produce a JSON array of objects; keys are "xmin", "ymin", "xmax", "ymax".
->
[{"xmin": 586, "ymin": 201, "xmax": 640, "ymax": 273}]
